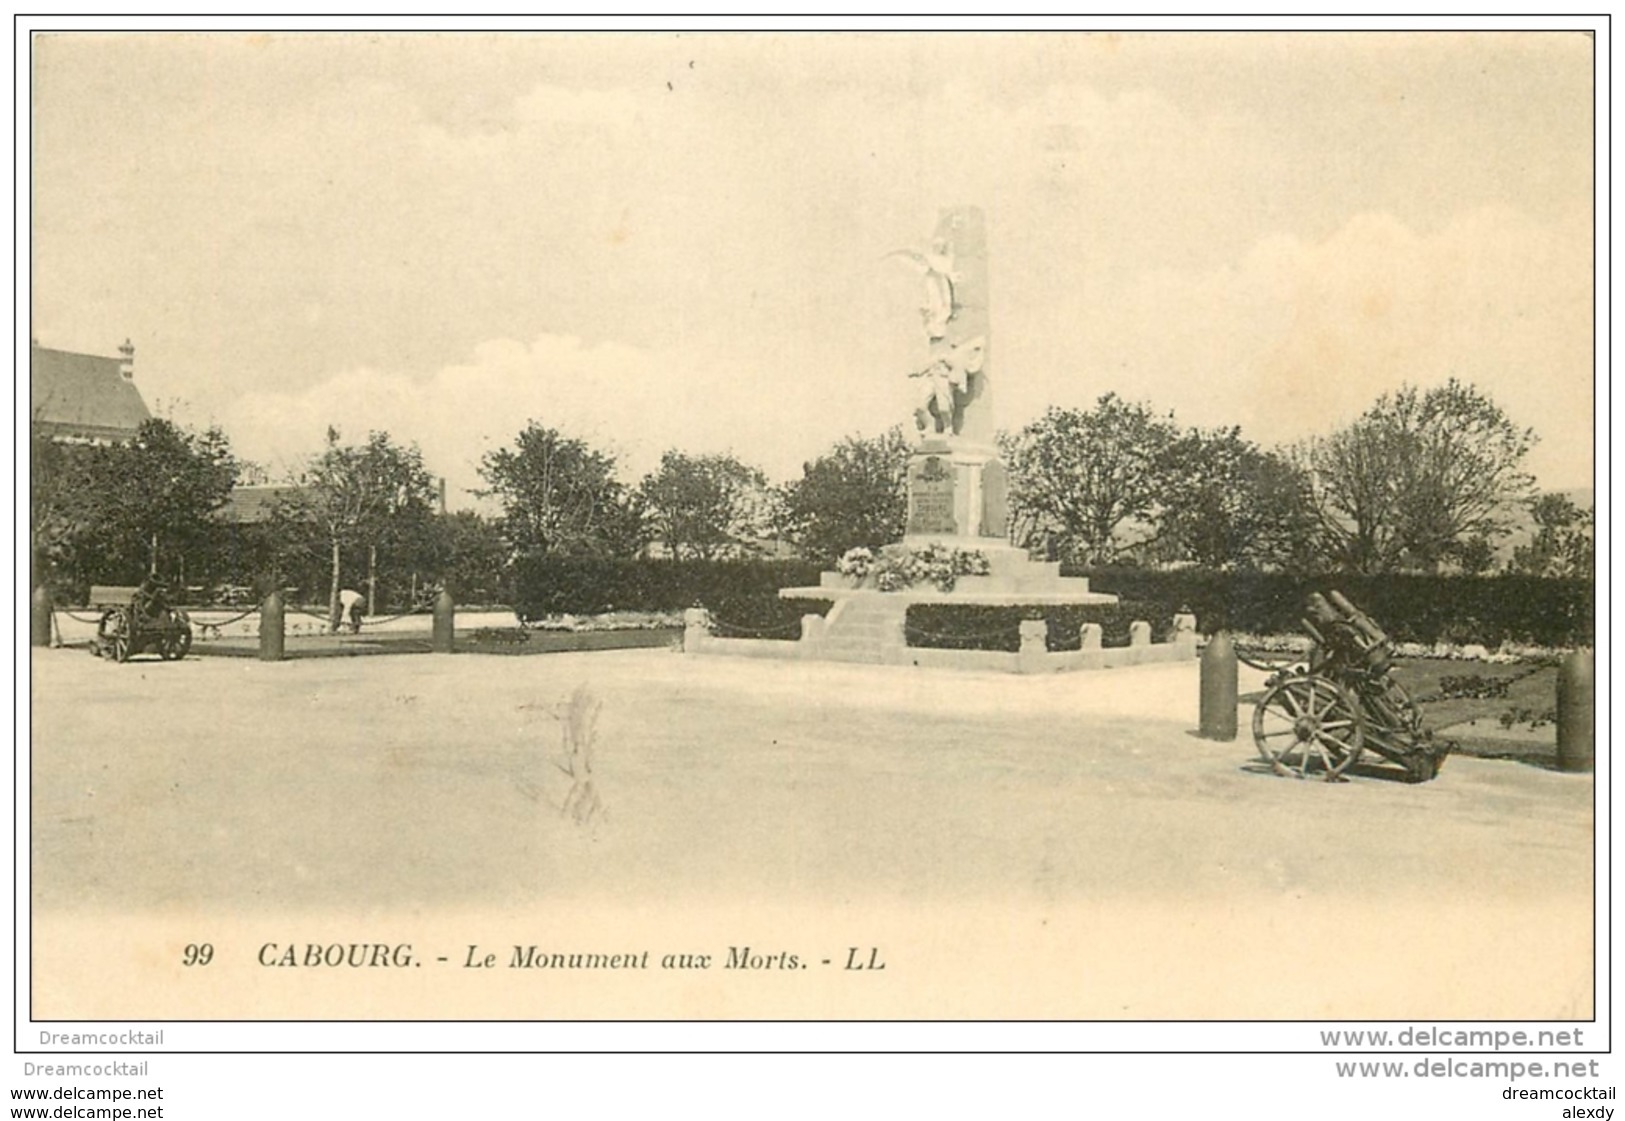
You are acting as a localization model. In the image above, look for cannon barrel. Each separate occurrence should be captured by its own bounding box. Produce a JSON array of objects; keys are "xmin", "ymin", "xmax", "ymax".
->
[{"xmin": 1327, "ymin": 589, "xmax": 1388, "ymax": 648}]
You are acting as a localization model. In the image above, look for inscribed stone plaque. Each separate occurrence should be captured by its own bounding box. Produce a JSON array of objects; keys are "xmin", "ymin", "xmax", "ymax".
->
[{"xmin": 907, "ymin": 455, "xmax": 957, "ymax": 535}]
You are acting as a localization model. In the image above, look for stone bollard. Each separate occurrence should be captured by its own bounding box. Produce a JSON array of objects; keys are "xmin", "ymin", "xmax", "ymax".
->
[
  {"xmin": 799, "ymin": 613, "xmax": 826, "ymax": 657},
  {"xmin": 259, "ymin": 590, "xmax": 285, "ymax": 662},
  {"xmin": 31, "ymin": 586, "xmax": 52, "ymax": 648},
  {"xmin": 1556, "ymin": 649, "xmax": 1594, "ymax": 773},
  {"xmin": 1199, "ymin": 632, "xmax": 1238, "ymax": 741},
  {"xmin": 1172, "ymin": 612, "xmax": 1198, "ymax": 655},
  {"xmin": 432, "ymin": 588, "xmax": 456, "ymax": 653},
  {"xmin": 1125, "ymin": 619, "xmax": 1152, "ymax": 665},
  {"xmin": 1018, "ymin": 619, "xmax": 1048, "ymax": 674},
  {"xmin": 683, "ymin": 607, "xmax": 711, "ymax": 653},
  {"xmin": 1078, "ymin": 622, "xmax": 1104, "ymax": 670}
]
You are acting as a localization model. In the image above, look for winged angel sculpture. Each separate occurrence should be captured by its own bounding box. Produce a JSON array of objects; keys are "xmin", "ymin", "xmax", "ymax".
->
[
  {"xmin": 887, "ymin": 241, "xmax": 979, "ymax": 438},
  {"xmin": 884, "ymin": 244, "xmax": 959, "ymax": 340}
]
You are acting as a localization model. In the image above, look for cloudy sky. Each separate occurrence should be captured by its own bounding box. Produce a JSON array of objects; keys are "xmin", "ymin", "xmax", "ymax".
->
[{"xmin": 30, "ymin": 30, "xmax": 1595, "ymax": 504}]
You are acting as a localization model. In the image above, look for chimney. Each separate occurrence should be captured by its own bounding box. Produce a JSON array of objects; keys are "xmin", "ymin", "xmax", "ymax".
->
[{"xmin": 117, "ymin": 339, "xmax": 135, "ymax": 380}]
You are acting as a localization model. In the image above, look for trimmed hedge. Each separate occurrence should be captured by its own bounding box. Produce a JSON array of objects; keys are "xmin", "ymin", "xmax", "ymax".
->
[
  {"xmin": 509, "ymin": 557, "xmax": 1593, "ymax": 650},
  {"xmin": 1065, "ymin": 568, "xmax": 1594, "ymax": 649},
  {"xmin": 511, "ymin": 556, "xmax": 830, "ymax": 640},
  {"xmin": 906, "ymin": 600, "xmax": 1171, "ymax": 653}
]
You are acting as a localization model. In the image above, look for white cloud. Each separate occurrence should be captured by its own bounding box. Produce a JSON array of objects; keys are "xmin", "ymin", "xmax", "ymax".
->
[
  {"xmin": 994, "ymin": 205, "xmax": 1592, "ymax": 487},
  {"xmin": 220, "ymin": 330, "xmax": 892, "ymax": 507}
]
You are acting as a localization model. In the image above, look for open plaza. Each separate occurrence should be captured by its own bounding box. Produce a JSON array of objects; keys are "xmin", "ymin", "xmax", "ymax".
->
[{"xmin": 30, "ymin": 641, "xmax": 1592, "ymax": 1021}]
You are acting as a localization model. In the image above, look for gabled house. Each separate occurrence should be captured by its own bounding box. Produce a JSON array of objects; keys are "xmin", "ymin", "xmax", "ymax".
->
[{"xmin": 31, "ymin": 338, "xmax": 151, "ymax": 444}]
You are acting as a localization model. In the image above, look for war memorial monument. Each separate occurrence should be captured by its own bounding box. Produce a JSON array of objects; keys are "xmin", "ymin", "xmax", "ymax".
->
[{"xmin": 690, "ymin": 207, "xmax": 1196, "ymax": 671}]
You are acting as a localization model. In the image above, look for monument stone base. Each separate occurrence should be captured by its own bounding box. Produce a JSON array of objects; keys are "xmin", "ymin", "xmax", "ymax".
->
[{"xmin": 770, "ymin": 433, "xmax": 1116, "ymax": 666}]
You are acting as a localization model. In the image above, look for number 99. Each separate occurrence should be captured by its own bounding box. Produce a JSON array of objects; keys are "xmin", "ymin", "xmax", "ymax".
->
[{"xmin": 182, "ymin": 943, "xmax": 213, "ymax": 967}]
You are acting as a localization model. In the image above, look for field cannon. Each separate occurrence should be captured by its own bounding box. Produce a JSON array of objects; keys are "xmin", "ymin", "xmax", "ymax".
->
[
  {"xmin": 88, "ymin": 582, "xmax": 193, "ymax": 663},
  {"xmin": 1251, "ymin": 591, "xmax": 1451, "ymax": 783}
]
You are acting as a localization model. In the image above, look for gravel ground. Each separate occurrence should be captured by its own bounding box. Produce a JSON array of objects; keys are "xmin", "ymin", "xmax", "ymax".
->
[{"xmin": 28, "ymin": 647, "xmax": 1594, "ymax": 1020}]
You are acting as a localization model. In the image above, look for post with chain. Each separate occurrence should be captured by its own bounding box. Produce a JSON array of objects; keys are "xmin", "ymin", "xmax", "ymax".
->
[
  {"xmin": 31, "ymin": 586, "xmax": 53, "ymax": 648},
  {"xmin": 258, "ymin": 590, "xmax": 285, "ymax": 662},
  {"xmin": 432, "ymin": 587, "xmax": 455, "ymax": 653},
  {"xmin": 1199, "ymin": 632, "xmax": 1238, "ymax": 741},
  {"xmin": 1556, "ymin": 649, "xmax": 1594, "ymax": 773}
]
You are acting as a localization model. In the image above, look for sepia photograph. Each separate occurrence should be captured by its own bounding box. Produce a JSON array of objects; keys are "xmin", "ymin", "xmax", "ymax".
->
[{"xmin": 19, "ymin": 21, "xmax": 1601, "ymax": 1077}]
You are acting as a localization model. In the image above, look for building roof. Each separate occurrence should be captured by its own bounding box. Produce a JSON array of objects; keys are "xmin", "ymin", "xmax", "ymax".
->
[
  {"xmin": 30, "ymin": 342, "xmax": 152, "ymax": 442},
  {"xmin": 218, "ymin": 484, "xmax": 305, "ymax": 524}
]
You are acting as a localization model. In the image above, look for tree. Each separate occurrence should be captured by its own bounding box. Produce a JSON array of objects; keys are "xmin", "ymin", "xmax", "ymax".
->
[
  {"xmin": 1001, "ymin": 394, "xmax": 1179, "ymax": 564},
  {"xmin": 30, "ymin": 426, "xmax": 99, "ymax": 587},
  {"xmin": 30, "ymin": 417, "xmax": 239, "ymax": 590},
  {"xmin": 1301, "ymin": 380, "xmax": 1537, "ymax": 573},
  {"xmin": 392, "ymin": 509, "xmax": 513, "ymax": 607},
  {"xmin": 1149, "ymin": 427, "xmax": 1321, "ymax": 571},
  {"xmin": 777, "ymin": 428, "xmax": 910, "ymax": 563},
  {"xmin": 638, "ymin": 450, "xmax": 772, "ymax": 560},
  {"xmin": 277, "ymin": 428, "xmax": 439, "ymax": 629},
  {"xmin": 477, "ymin": 422, "xmax": 644, "ymax": 558},
  {"xmin": 119, "ymin": 419, "xmax": 241, "ymax": 580},
  {"xmin": 1508, "ymin": 493, "xmax": 1594, "ymax": 579}
]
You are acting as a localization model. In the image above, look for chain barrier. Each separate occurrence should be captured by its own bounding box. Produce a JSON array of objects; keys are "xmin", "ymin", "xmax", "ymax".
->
[
  {"xmin": 1234, "ymin": 647, "xmax": 1303, "ymax": 673},
  {"xmin": 358, "ymin": 597, "xmax": 440, "ymax": 627},
  {"xmin": 706, "ymin": 615, "xmax": 804, "ymax": 639},
  {"xmin": 59, "ymin": 601, "xmax": 267, "ymax": 626},
  {"xmin": 283, "ymin": 604, "xmax": 338, "ymax": 624},
  {"xmin": 191, "ymin": 601, "xmax": 268, "ymax": 628},
  {"xmin": 49, "ymin": 592, "xmax": 446, "ymax": 640},
  {"xmin": 268, "ymin": 597, "xmax": 444, "ymax": 632},
  {"xmin": 187, "ymin": 598, "xmax": 270, "ymax": 641}
]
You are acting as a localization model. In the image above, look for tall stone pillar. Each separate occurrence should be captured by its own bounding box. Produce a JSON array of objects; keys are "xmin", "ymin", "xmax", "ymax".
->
[{"xmin": 939, "ymin": 207, "xmax": 992, "ymax": 444}]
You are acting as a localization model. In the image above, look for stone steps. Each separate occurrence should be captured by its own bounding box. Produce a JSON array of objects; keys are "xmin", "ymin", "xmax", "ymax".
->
[{"xmin": 819, "ymin": 598, "xmax": 908, "ymax": 664}]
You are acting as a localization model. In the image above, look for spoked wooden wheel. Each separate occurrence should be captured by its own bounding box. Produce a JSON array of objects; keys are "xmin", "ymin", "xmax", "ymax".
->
[
  {"xmin": 99, "ymin": 611, "xmax": 131, "ymax": 663},
  {"xmin": 1253, "ymin": 674, "xmax": 1364, "ymax": 780},
  {"xmin": 161, "ymin": 630, "xmax": 192, "ymax": 660}
]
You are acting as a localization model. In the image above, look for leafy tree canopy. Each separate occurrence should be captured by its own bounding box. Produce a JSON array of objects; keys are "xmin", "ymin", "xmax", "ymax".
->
[
  {"xmin": 1508, "ymin": 493, "xmax": 1593, "ymax": 579},
  {"xmin": 776, "ymin": 427, "xmax": 909, "ymax": 563},
  {"xmin": 1001, "ymin": 394, "xmax": 1179, "ymax": 565},
  {"xmin": 477, "ymin": 422, "xmax": 644, "ymax": 558},
  {"xmin": 273, "ymin": 428, "xmax": 440, "ymax": 625},
  {"xmin": 1149, "ymin": 427, "xmax": 1320, "ymax": 572},
  {"xmin": 32, "ymin": 417, "xmax": 239, "ymax": 587},
  {"xmin": 638, "ymin": 450, "xmax": 771, "ymax": 560},
  {"xmin": 1300, "ymin": 379, "xmax": 1536, "ymax": 573}
]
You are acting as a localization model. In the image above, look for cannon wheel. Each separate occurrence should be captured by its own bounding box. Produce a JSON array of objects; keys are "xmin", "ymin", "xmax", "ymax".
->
[
  {"xmin": 98, "ymin": 609, "xmax": 131, "ymax": 663},
  {"xmin": 1253, "ymin": 674, "xmax": 1364, "ymax": 780},
  {"xmin": 160, "ymin": 629, "xmax": 192, "ymax": 661}
]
